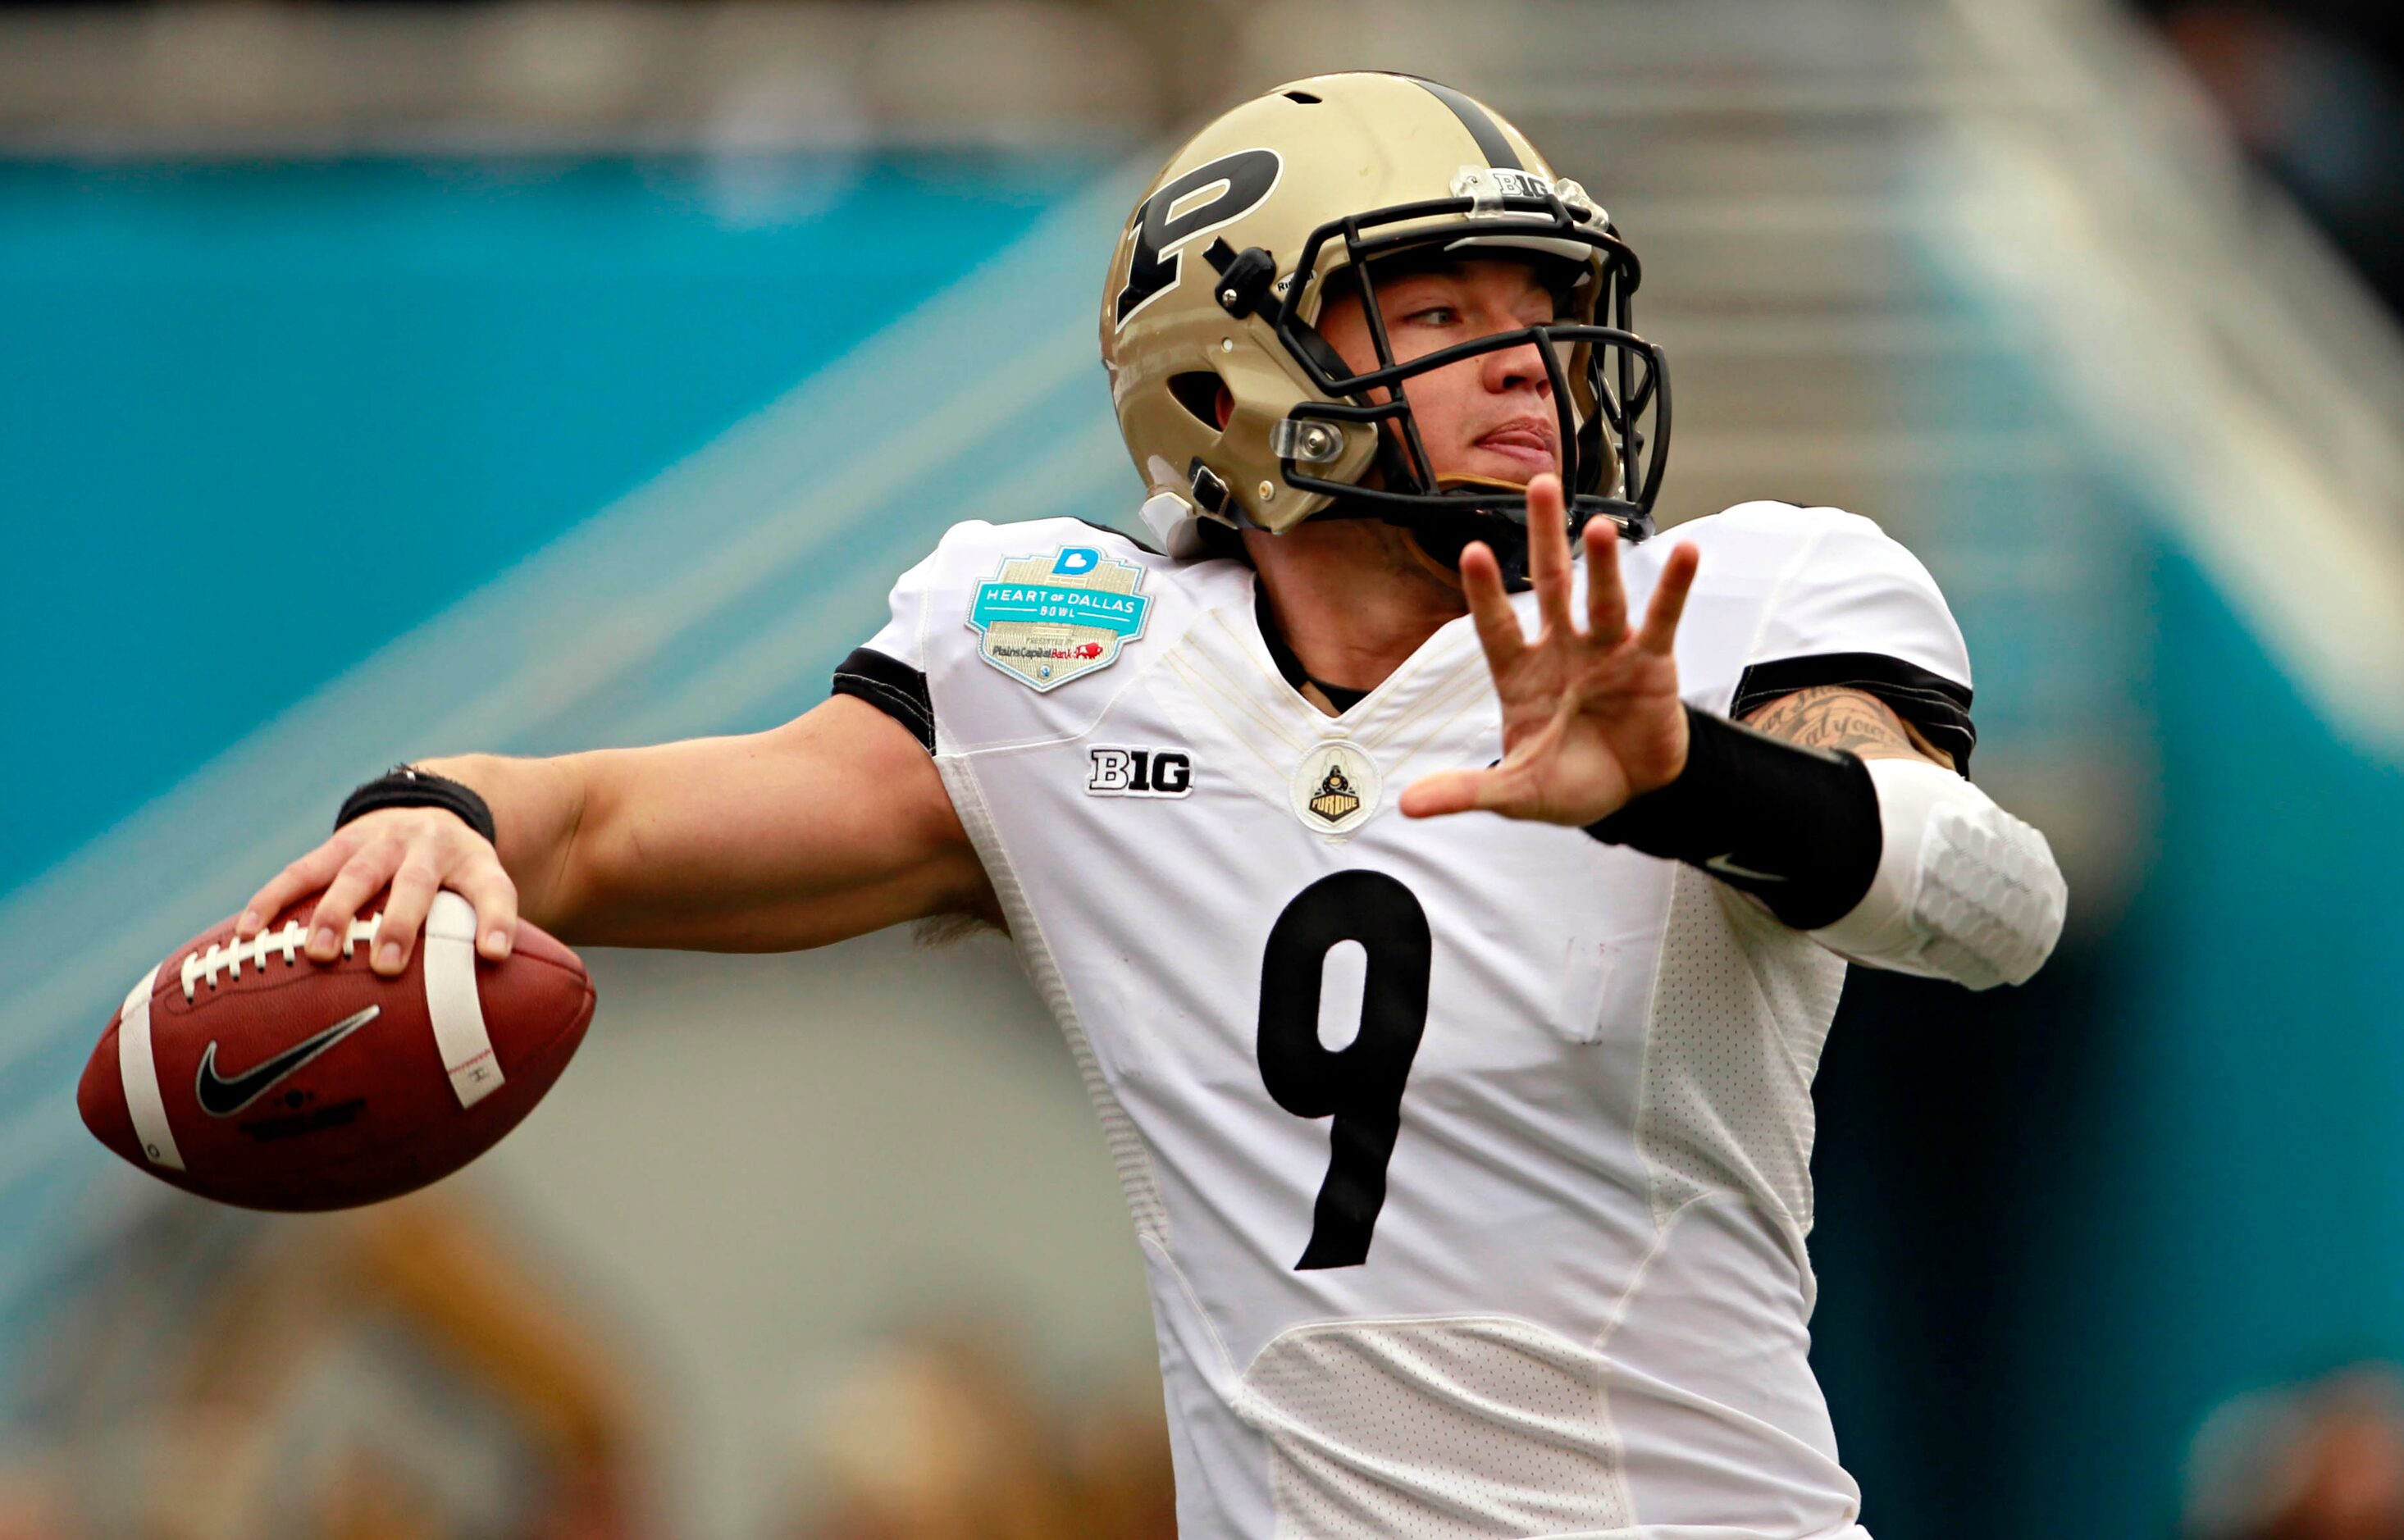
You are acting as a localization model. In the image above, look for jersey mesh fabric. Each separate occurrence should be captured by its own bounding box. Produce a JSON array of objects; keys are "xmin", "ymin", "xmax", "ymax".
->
[
  {"xmin": 1240, "ymin": 1317, "xmax": 1634, "ymax": 1538},
  {"xmin": 1635, "ymin": 867, "xmax": 1849, "ymax": 1277},
  {"xmin": 938, "ymin": 758, "xmax": 1172, "ymax": 1243}
]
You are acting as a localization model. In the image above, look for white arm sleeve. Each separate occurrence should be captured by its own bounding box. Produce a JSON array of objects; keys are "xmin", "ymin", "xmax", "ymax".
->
[{"xmin": 1810, "ymin": 758, "xmax": 2069, "ymax": 990}]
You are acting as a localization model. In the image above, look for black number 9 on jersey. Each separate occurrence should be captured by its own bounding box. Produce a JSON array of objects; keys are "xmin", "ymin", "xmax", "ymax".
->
[{"xmin": 1256, "ymin": 871, "xmax": 1432, "ymax": 1270}]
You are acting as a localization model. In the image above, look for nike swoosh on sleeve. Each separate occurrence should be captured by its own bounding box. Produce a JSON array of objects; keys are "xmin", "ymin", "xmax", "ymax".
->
[{"xmin": 1704, "ymin": 854, "xmax": 1787, "ymax": 884}]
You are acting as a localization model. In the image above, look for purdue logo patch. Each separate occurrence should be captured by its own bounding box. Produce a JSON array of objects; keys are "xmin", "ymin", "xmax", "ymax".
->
[
  {"xmin": 1307, "ymin": 764, "xmax": 1362, "ymax": 822},
  {"xmin": 966, "ymin": 546, "xmax": 1152, "ymax": 691},
  {"xmin": 1289, "ymin": 740, "xmax": 1380, "ymax": 835}
]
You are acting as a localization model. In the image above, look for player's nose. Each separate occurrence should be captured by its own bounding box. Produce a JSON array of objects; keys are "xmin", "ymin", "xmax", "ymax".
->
[{"xmin": 1479, "ymin": 328, "xmax": 1553, "ymax": 398}]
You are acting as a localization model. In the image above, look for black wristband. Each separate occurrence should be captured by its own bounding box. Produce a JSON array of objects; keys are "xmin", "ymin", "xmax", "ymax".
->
[
  {"xmin": 335, "ymin": 764, "xmax": 498, "ymax": 846},
  {"xmin": 1585, "ymin": 705, "xmax": 1881, "ymax": 931}
]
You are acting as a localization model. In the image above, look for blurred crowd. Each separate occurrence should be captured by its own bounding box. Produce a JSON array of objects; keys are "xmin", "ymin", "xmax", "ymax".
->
[
  {"xmin": 2139, "ymin": 0, "xmax": 2404, "ymax": 315},
  {"xmin": 781, "ymin": 1327, "xmax": 1172, "ymax": 1540},
  {"xmin": 0, "ymin": 1195, "xmax": 1174, "ymax": 1540},
  {"xmin": 2187, "ymin": 1366, "xmax": 2404, "ymax": 1540}
]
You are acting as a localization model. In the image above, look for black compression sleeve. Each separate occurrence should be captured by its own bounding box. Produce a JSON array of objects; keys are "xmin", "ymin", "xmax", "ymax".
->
[
  {"xmin": 335, "ymin": 765, "xmax": 498, "ymax": 845},
  {"xmin": 1585, "ymin": 706, "xmax": 1881, "ymax": 930}
]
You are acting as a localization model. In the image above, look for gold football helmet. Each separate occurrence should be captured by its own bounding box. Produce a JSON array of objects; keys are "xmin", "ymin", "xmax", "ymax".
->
[{"xmin": 1101, "ymin": 71, "xmax": 1669, "ymax": 564}]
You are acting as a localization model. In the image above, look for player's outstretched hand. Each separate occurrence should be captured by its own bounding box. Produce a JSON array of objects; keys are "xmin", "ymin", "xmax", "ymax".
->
[
  {"xmin": 233, "ymin": 809, "xmax": 519, "ymax": 978},
  {"xmin": 1399, "ymin": 473, "xmax": 1701, "ymax": 827}
]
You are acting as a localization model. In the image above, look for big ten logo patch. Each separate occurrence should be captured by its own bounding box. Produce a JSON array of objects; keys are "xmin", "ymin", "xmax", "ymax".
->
[
  {"xmin": 1087, "ymin": 747, "xmax": 1193, "ymax": 799},
  {"xmin": 966, "ymin": 546, "xmax": 1152, "ymax": 691}
]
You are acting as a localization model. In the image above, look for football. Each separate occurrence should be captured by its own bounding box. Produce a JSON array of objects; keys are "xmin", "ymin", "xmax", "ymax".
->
[{"xmin": 76, "ymin": 891, "xmax": 595, "ymax": 1211}]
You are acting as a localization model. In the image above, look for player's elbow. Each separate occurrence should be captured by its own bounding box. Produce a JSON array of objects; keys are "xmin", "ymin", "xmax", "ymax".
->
[
  {"xmin": 532, "ymin": 746, "xmax": 674, "ymax": 945},
  {"xmin": 1810, "ymin": 759, "xmax": 2068, "ymax": 991}
]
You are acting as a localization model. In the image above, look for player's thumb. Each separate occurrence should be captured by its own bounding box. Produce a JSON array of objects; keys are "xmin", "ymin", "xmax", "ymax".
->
[{"xmin": 1398, "ymin": 768, "xmax": 1504, "ymax": 819}]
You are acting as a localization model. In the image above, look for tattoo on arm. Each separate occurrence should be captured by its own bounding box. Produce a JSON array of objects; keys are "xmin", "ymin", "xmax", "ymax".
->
[{"xmin": 1741, "ymin": 686, "xmax": 1953, "ymax": 768}]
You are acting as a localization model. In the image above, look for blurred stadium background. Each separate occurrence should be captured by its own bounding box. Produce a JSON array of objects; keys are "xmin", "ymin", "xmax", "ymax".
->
[{"xmin": 5, "ymin": 0, "xmax": 2404, "ymax": 1535}]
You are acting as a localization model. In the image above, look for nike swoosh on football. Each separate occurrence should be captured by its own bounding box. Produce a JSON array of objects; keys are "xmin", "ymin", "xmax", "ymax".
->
[
  {"xmin": 1704, "ymin": 854, "xmax": 1787, "ymax": 884},
  {"xmin": 194, "ymin": 1005, "xmax": 381, "ymax": 1118}
]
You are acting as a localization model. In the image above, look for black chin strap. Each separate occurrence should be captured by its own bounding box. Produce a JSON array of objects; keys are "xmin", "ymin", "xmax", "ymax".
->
[
  {"xmin": 1299, "ymin": 488, "xmax": 1544, "ymax": 593},
  {"xmin": 1389, "ymin": 506, "xmax": 1540, "ymax": 592}
]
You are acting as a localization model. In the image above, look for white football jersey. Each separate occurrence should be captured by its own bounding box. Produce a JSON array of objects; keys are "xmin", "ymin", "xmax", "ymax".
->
[{"xmin": 837, "ymin": 501, "xmax": 1973, "ymax": 1540}]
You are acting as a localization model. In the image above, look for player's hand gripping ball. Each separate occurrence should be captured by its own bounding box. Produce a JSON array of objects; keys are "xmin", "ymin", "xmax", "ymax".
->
[{"xmin": 77, "ymin": 891, "xmax": 594, "ymax": 1211}]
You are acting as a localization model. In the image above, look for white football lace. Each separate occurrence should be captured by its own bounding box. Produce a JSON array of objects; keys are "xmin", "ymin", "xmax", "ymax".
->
[{"xmin": 179, "ymin": 912, "xmax": 382, "ymax": 1001}]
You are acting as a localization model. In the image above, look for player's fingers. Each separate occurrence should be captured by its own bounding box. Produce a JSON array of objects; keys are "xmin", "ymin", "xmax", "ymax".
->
[
  {"xmin": 1635, "ymin": 541, "xmax": 1702, "ymax": 655},
  {"xmin": 461, "ymin": 861, "xmax": 519, "ymax": 959},
  {"xmin": 1459, "ymin": 541, "xmax": 1526, "ymax": 672},
  {"xmin": 239, "ymin": 836, "xmax": 354, "ymax": 936},
  {"xmin": 372, "ymin": 852, "xmax": 445, "ymax": 977},
  {"xmin": 1524, "ymin": 474, "xmax": 1574, "ymax": 636},
  {"xmin": 307, "ymin": 839, "xmax": 401, "ymax": 961},
  {"xmin": 1583, "ymin": 517, "xmax": 1628, "ymax": 643}
]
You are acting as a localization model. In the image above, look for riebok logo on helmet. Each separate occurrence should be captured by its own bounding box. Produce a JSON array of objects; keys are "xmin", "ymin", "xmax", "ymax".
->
[{"xmin": 1114, "ymin": 149, "xmax": 1282, "ymax": 330}]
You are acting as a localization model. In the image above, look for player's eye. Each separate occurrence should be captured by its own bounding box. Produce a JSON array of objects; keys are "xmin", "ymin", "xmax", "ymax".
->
[{"xmin": 1404, "ymin": 305, "xmax": 1457, "ymax": 326}]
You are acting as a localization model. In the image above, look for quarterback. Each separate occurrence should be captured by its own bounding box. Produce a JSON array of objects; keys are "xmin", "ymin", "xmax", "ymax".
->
[{"xmin": 241, "ymin": 75, "xmax": 2066, "ymax": 1539}]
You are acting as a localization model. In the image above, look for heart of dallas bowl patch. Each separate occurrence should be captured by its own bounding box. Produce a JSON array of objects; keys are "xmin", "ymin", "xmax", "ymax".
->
[{"xmin": 967, "ymin": 546, "xmax": 1152, "ymax": 690}]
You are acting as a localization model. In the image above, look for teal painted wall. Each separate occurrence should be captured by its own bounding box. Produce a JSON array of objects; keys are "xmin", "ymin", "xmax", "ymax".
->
[
  {"xmin": 2002, "ymin": 540, "xmax": 2404, "ymax": 1538},
  {"xmin": 0, "ymin": 153, "xmax": 1095, "ymax": 895}
]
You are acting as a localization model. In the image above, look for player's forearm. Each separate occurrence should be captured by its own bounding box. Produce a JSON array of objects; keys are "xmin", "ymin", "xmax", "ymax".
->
[
  {"xmin": 412, "ymin": 751, "xmax": 591, "ymax": 932},
  {"xmin": 473, "ymin": 701, "xmax": 991, "ymax": 952}
]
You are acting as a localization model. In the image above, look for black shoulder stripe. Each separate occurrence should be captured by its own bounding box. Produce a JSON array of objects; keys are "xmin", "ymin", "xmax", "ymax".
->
[
  {"xmin": 1731, "ymin": 651, "xmax": 1977, "ymax": 775},
  {"xmin": 832, "ymin": 646, "xmax": 934, "ymax": 754},
  {"xmin": 1401, "ymin": 76, "xmax": 1523, "ymax": 171}
]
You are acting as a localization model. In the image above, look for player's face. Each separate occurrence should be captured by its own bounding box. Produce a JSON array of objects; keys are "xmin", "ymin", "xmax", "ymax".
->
[{"xmin": 1316, "ymin": 257, "xmax": 1563, "ymax": 488}]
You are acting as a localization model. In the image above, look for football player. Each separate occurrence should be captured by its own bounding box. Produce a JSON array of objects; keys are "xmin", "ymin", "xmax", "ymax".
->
[{"xmin": 241, "ymin": 73, "xmax": 2065, "ymax": 1538}]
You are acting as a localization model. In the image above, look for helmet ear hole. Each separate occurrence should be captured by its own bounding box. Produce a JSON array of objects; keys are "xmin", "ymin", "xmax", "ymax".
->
[{"xmin": 1167, "ymin": 371, "xmax": 1227, "ymax": 431}]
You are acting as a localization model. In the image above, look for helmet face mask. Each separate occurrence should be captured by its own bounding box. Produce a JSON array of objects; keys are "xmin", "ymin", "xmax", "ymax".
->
[
  {"xmin": 1101, "ymin": 72, "xmax": 1672, "ymax": 564},
  {"xmin": 1267, "ymin": 192, "xmax": 1670, "ymax": 542}
]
